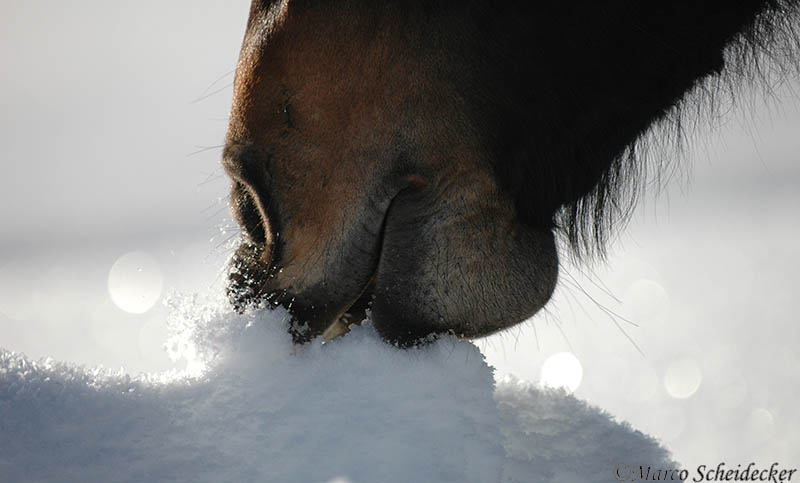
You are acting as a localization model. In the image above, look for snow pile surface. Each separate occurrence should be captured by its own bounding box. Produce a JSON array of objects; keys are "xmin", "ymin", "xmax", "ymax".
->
[{"xmin": 0, "ymin": 297, "xmax": 673, "ymax": 482}]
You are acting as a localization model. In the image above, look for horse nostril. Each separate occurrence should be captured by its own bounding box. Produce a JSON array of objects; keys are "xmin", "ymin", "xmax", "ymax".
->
[
  {"xmin": 222, "ymin": 143, "xmax": 273, "ymax": 193},
  {"xmin": 223, "ymin": 142, "xmax": 276, "ymax": 248},
  {"xmin": 232, "ymin": 182, "xmax": 268, "ymax": 245}
]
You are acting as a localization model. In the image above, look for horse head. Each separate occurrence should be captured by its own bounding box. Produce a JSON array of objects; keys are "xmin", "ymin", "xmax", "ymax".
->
[{"xmin": 223, "ymin": 0, "xmax": 798, "ymax": 345}]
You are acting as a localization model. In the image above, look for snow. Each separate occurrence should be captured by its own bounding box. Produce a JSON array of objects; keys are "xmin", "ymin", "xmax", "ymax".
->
[{"xmin": 0, "ymin": 295, "xmax": 673, "ymax": 482}]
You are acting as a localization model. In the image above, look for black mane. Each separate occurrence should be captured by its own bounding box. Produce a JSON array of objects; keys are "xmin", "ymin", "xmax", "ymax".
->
[{"xmin": 487, "ymin": 0, "xmax": 800, "ymax": 258}]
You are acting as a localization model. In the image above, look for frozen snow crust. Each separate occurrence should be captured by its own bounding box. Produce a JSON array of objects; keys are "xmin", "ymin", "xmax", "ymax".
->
[{"xmin": 0, "ymin": 296, "xmax": 673, "ymax": 482}]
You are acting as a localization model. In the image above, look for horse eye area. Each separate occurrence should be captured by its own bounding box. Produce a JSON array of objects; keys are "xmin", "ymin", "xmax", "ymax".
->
[{"xmin": 232, "ymin": 182, "xmax": 266, "ymax": 245}]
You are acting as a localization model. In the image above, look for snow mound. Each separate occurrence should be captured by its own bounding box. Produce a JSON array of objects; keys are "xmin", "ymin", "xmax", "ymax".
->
[{"xmin": 0, "ymin": 297, "xmax": 673, "ymax": 482}]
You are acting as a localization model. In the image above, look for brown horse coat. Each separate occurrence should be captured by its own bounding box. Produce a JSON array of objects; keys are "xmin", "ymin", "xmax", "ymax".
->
[{"xmin": 223, "ymin": 0, "xmax": 799, "ymax": 345}]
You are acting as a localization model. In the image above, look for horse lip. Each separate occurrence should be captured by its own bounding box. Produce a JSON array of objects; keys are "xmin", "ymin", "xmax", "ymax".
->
[
  {"xmin": 292, "ymin": 195, "xmax": 390, "ymax": 341},
  {"xmin": 233, "ymin": 217, "xmax": 380, "ymax": 339},
  {"xmin": 235, "ymin": 176, "xmax": 408, "ymax": 342},
  {"xmin": 315, "ymin": 180, "xmax": 416, "ymax": 339}
]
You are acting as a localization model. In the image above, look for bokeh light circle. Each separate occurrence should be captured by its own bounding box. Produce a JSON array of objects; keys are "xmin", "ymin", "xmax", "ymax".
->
[
  {"xmin": 664, "ymin": 357, "xmax": 703, "ymax": 399},
  {"xmin": 540, "ymin": 352, "xmax": 583, "ymax": 393},
  {"xmin": 646, "ymin": 406, "xmax": 687, "ymax": 442},
  {"xmin": 747, "ymin": 408, "xmax": 775, "ymax": 442},
  {"xmin": 622, "ymin": 278, "xmax": 670, "ymax": 323},
  {"xmin": 107, "ymin": 251, "xmax": 163, "ymax": 314}
]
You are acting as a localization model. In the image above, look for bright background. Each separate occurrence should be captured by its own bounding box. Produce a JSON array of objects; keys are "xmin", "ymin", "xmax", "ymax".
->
[{"xmin": 1, "ymin": 0, "xmax": 798, "ymax": 471}]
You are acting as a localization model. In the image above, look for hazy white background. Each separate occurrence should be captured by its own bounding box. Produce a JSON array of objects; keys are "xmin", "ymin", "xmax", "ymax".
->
[{"xmin": 1, "ymin": 0, "xmax": 798, "ymax": 473}]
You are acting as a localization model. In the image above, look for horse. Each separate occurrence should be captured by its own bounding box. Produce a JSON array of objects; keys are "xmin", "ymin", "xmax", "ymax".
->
[{"xmin": 221, "ymin": 0, "xmax": 799, "ymax": 346}]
